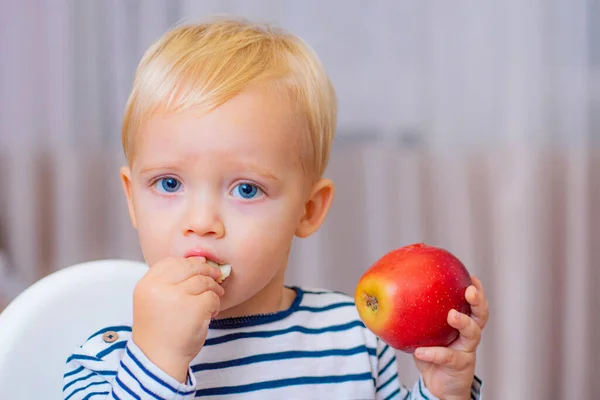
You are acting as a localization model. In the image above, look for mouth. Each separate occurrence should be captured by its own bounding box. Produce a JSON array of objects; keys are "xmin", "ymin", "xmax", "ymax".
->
[{"xmin": 184, "ymin": 250, "xmax": 231, "ymax": 283}]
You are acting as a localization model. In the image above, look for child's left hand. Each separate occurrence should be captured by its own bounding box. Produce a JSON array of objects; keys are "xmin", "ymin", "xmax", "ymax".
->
[{"xmin": 413, "ymin": 276, "xmax": 489, "ymax": 400}]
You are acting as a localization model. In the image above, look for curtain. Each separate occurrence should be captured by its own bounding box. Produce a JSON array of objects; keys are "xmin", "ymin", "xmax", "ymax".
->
[{"xmin": 1, "ymin": 1, "xmax": 597, "ymax": 398}]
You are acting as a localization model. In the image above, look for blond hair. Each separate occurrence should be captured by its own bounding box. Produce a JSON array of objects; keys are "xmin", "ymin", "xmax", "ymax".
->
[{"xmin": 122, "ymin": 17, "xmax": 337, "ymax": 179}]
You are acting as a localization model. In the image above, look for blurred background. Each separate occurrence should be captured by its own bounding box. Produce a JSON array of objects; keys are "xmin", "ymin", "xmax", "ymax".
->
[{"xmin": 1, "ymin": 1, "xmax": 599, "ymax": 398}]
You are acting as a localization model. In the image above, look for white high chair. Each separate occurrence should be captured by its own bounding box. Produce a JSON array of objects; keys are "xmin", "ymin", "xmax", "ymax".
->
[{"xmin": 0, "ymin": 259, "xmax": 148, "ymax": 399}]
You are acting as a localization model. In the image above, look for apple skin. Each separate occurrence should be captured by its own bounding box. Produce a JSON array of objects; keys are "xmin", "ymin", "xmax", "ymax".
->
[{"xmin": 354, "ymin": 243, "xmax": 472, "ymax": 353}]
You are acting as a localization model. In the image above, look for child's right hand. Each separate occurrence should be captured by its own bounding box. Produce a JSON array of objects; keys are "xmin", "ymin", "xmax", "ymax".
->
[{"xmin": 131, "ymin": 256, "xmax": 224, "ymax": 383}]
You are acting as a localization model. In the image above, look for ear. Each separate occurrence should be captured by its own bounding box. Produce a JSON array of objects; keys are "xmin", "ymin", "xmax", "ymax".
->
[
  {"xmin": 295, "ymin": 178, "xmax": 334, "ymax": 238},
  {"xmin": 120, "ymin": 166, "xmax": 138, "ymax": 229}
]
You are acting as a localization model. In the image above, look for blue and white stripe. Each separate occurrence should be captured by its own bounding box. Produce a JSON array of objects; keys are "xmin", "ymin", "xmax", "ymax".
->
[{"xmin": 63, "ymin": 286, "xmax": 482, "ymax": 399}]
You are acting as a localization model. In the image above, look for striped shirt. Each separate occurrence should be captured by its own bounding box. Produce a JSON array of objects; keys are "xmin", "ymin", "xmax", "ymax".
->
[{"xmin": 63, "ymin": 287, "xmax": 482, "ymax": 399}]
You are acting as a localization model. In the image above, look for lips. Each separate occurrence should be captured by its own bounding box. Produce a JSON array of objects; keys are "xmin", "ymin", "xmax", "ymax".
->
[
  {"xmin": 184, "ymin": 249, "xmax": 225, "ymax": 265},
  {"xmin": 184, "ymin": 249, "xmax": 231, "ymax": 283}
]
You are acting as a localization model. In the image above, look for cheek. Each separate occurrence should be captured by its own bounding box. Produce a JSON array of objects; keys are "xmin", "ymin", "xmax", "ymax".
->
[
  {"xmin": 238, "ymin": 231, "xmax": 290, "ymax": 263},
  {"xmin": 136, "ymin": 220, "xmax": 170, "ymax": 266},
  {"xmin": 132, "ymin": 189, "xmax": 181, "ymax": 264},
  {"xmin": 229, "ymin": 202, "xmax": 299, "ymax": 266}
]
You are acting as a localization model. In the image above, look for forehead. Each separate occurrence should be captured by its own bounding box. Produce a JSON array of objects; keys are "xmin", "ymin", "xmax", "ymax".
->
[{"xmin": 133, "ymin": 86, "xmax": 308, "ymax": 170}]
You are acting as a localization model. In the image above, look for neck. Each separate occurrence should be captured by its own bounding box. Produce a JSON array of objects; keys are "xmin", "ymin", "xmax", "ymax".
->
[{"xmin": 216, "ymin": 266, "xmax": 295, "ymax": 319}]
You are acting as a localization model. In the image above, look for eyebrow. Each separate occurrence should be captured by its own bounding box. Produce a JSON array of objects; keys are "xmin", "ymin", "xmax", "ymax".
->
[
  {"xmin": 138, "ymin": 163, "xmax": 281, "ymax": 183},
  {"xmin": 238, "ymin": 163, "xmax": 281, "ymax": 183},
  {"xmin": 138, "ymin": 165, "xmax": 182, "ymax": 175}
]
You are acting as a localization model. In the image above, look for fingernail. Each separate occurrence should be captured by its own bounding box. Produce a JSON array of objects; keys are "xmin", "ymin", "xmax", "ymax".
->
[
  {"xmin": 416, "ymin": 348, "xmax": 430, "ymax": 357},
  {"xmin": 451, "ymin": 309, "xmax": 461, "ymax": 320}
]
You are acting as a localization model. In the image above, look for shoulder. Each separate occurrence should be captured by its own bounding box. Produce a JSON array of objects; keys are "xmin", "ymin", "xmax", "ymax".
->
[
  {"xmin": 295, "ymin": 287, "xmax": 376, "ymax": 335},
  {"xmin": 296, "ymin": 286, "xmax": 357, "ymax": 313},
  {"xmin": 294, "ymin": 286, "xmax": 382, "ymax": 352},
  {"xmin": 66, "ymin": 325, "xmax": 132, "ymax": 370},
  {"xmin": 63, "ymin": 325, "xmax": 133, "ymax": 393},
  {"xmin": 297, "ymin": 286, "xmax": 354, "ymax": 303}
]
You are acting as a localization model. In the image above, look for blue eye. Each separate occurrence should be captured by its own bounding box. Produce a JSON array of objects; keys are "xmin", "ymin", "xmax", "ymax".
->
[
  {"xmin": 232, "ymin": 183, "xmax": 263, "ymax": 199},
  {"xmin": 155, "ymin": 177, "xmax": 182, "ymax": 193}
]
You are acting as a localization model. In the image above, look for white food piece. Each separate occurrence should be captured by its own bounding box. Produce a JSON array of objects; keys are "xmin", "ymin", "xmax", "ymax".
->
[
  {"xmin": 207, "ymin": 260, "xmax": 232, "ymax": 283},
  {"xmin": 216, "ymin": 264, "xmax": 231, "ymax": 283}
]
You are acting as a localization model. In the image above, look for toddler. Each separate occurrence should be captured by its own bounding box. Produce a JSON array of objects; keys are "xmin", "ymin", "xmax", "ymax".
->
[{"xmin": 63, "ymin": 17, "xmax": 488, "ymax": 400}]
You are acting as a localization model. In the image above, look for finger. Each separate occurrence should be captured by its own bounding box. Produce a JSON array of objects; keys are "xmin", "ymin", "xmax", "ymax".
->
[
  {"xmin": 145, "ymin": 257, "xmax": 175, "ymax": 276},
  {"xmin": 180, "ymin": 275, "xmax": 225, "ymax": 297},
  {"xmin": 150, "ymin": 257, "xmax": 199, "ymax": 281},
  {"xmin": 465, "ymin": 285, "xmax": 480, "ymax": 306},
  {"xmin": 471, "ymin": 276, "xmax": 485, "ymax": 299},
  {"xmin": 414, "ymin": 346, "xmax": 470, "ymax": 369},
  {"xmin": 161, "ymin": 257, "xmax": 221, "ymax": 284},
  {"xmin": 466, "ymin": 277, "xmax": 489, "ymax": 330},
  {"xmin": 186, "ymin": 257, "xmax": 223, "ymax": 281},
  {"xmin": 196, "ymin": 289, "xmax": 222, "ymax": 319},
  {"xmin": 469, "ymin": 298, "xmax": 489, "ymax": 331},
  {"xmin": 447, "ymin": 309, "xmax": 481, "ymax": 352}
]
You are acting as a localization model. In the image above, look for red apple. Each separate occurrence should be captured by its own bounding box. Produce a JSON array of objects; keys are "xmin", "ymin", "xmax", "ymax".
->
[{"xmin": 354, "ymin": 243, "xmax": 472, "ymax": 353}]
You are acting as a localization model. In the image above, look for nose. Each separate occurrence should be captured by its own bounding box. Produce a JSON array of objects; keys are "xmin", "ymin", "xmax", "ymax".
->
[{"xmin": 183, "ymin": 194, "xmax": 225, "ymax": 239}]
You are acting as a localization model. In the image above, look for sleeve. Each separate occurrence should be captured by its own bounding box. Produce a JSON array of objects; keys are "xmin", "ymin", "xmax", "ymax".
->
[
  {"xmin": 374, "ymin": 339, "xmax": 483, "ymax": 400},
  {"xmin": 63, "ymin": 327, "xmax": 197, "ymax": 400}
]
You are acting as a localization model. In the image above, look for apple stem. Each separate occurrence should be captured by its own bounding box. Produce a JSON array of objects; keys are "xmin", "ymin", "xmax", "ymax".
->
[{"xmin": 364, "ymin": 293, "xmax": 378, "ymax": 313}]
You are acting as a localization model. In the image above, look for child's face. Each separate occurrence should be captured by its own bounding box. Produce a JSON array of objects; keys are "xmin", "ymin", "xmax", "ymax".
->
[{"xmin": 121, "ymin": 86, "xmax": 321, "ymax": 316}]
